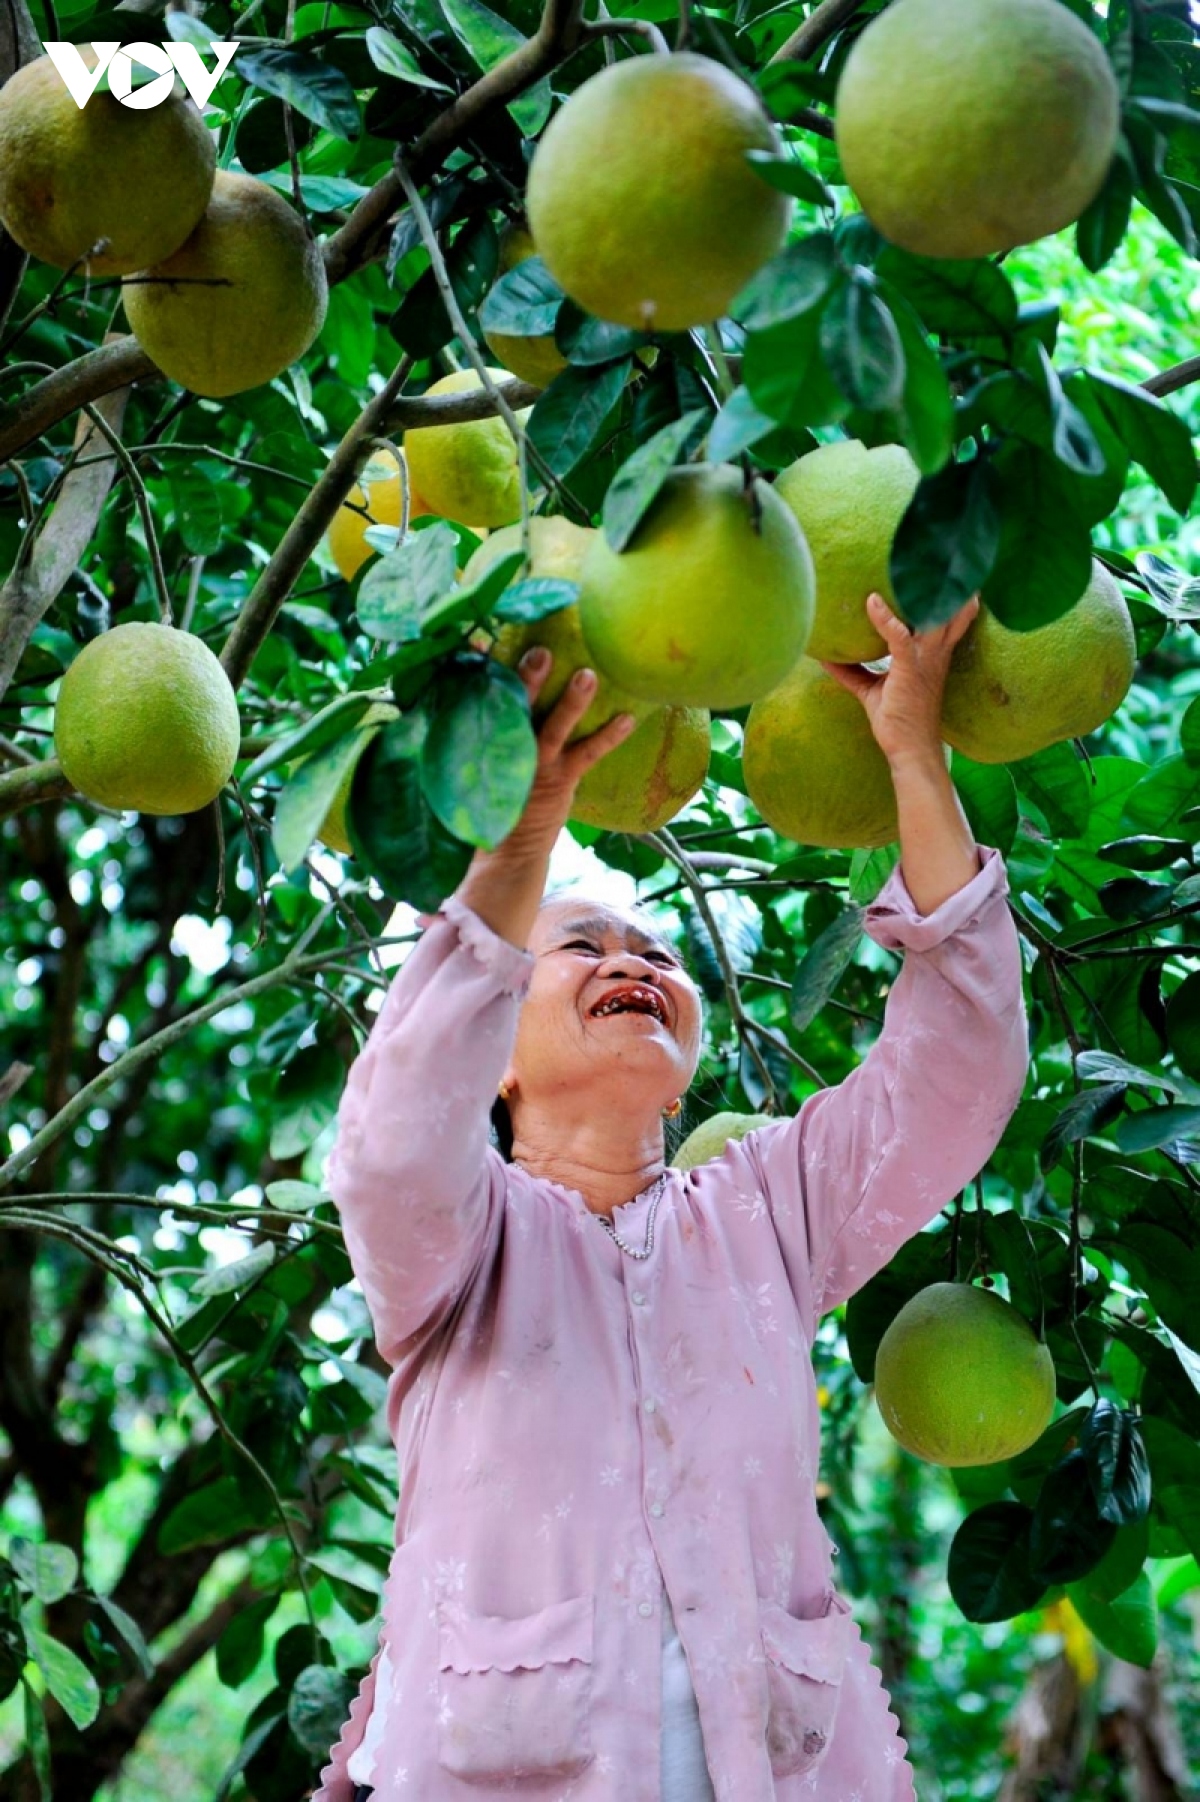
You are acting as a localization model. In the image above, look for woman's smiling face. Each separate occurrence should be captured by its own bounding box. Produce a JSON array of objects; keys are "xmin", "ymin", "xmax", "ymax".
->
[{"xmin": 502, "ymin": 893, "xmax": 702, "ymax": 1108}]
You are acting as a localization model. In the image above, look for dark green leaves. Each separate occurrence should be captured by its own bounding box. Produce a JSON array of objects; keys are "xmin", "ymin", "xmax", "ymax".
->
[
  {"xmin": 527, "ymin": 361, "xmax": 631, "ymax": 479},
  {"xmin": 355, "ymin": 523, "xmax": 460, "ymax": 642},
  {"xmin": 364, "ymin": 27, "xmax": 453, "ymax": 91},
  {"xmin": 422, "ymin": 659, "xmax": 537, "ymax": 848},
  {"xmin": 347, "ymin": 718, "xmax": 473, "ymax": 911},
  {"xmin": 980, "ymin": 442, "xmax": 1096, "ymax": 632},
  {"xmin": 1080, "ymin": 1400, "xmax": 1151, "ymax": 1525},
  {"xmin": 479, "ymin": 257, "xmax": 564, "ymax": 339},
  {"xmin": 732, "ymin": 233, "xmax": 837, "ymax": 331},
  {"xmin": 1076, "ymin": 142, "xmax": 1136, "ymax": 273},
  {"xmin": 947, "ymin": 1502, "xmax": 1047, "ymax": 1623},
  {"xmin": 236, "ymin": 46, "xmax": 361, "ymax": 139},
  {"xmin": 874, "ymin": 247, "xmax": 1018, "ymax": 340},
  {"xmin": 1083, "ymin": 371, "xmax": 1198, "ymax": 515},
  {"xmin": 819, "ymin": 275, "xmax": 904, "ymax": 412},
  {"xmin": 1039, "ymin": 1083, "xmax": 1127, "ymax": 1173},
  {"xmin": 745, "ymin": 150, "xmax": 833, "ymax": 208},
  {"xmin": 492, "ymin": 577, "xmax": 579, "ymax": 625},
  {"xmin": 789, "ymin": 905, "xmax": 864, "ymax": 1032},
  {"xmin": 889, "ymin": 455, "xmax": 1000, "ymax": 629},
  {"xmin": 438, "ymin": 0, "xmax": 551, "ymax": 135},
  {"xmin": 1029, "ymin": 1450, "xmax": 1119, "ymax": 1584},
  {"xmin": 602, "ymin": 411, "xmax": 707, "ymax": 553}
]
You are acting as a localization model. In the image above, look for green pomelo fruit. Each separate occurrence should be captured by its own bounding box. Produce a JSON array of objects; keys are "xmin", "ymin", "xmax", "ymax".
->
[
  {"xmin": 291, "ymin": 702, "xmax": 399, "ymax": 856},
  {"xmin": 773, "ymin": 440, "xmax": 920, "ymax": 663},
  {"xmin": 404, "ymin": 369, "xmax": 532, "ymax": 528},
  {"xmin": 834, "ymin": 0, "xmax": 1121, "ymax": 259},
  {"xmin": 482, "ymin": 222, "xmax": 569, "ymax": 389},
  {"xmin": 579, "ymin": 464, "xmax": 815, "ymax": 709},
  {"xmin": 873, "ymin": 1282, "xmax": 1058, "ymax": 1467},
  {"xmin": 468, "ymin": 518, "xmax": 655, "ymax": 742},
  {"xmin": 122, "ymin": 170, "xmax": 328, "ymax": 398},
  {"xmin": 53, "ymin": 621, "xmax": 242, "ymax": 816},
  {"xmin": 526, "ymin": 52, "xmax": 790, "ymax": 332},
  {"xmin": 0, "ymin": 53, "xmax": 215, "ymax": 275},
  {"xmin": 570, "ymin": 705, "xmax": 710, "ymax": 833},
  {"xmin": 743, "ymin": 656, "xmax": 901, "ymax": 849},
  {"xmin": 673, "ymin": 1110, "xmax": 776, "ymax": 1171},
  {"xmin": 940, "ymin": 561, "xmax": 1136, "ymax": 764}
]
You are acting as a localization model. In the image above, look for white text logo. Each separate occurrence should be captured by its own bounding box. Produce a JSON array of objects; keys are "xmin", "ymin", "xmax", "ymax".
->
[{"xmin": 40, "ymin": 40, "xmax": 239, "ymax": 110}]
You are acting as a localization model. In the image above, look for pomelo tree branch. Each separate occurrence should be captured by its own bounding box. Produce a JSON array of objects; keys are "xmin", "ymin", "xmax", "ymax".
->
[
  {"xmin": 768, "ymin": 0, "xmax": 863, "ymax": 68},
  {"xmin": 1142, "ymin": 354, "xmax": 1200, "ymax": 399}
]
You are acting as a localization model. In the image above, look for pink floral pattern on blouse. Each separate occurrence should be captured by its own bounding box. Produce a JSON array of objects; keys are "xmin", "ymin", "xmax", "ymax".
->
[{"xmin": 312, "ymin": 845, "xmax": 1028, "ymax": 1802}]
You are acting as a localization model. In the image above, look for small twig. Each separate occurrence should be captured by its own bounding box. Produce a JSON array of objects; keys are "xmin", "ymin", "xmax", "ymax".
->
[
  {"xmin": 583, "ymin": 14, "xmax": 669, "ymax": 53},
  {"xmin": 769, "ymin": 0, "xmax": 863, "ymax": 66},
  {"xmin": 675, "ymin": 0, "xmax": 691, "ymax": 51}
]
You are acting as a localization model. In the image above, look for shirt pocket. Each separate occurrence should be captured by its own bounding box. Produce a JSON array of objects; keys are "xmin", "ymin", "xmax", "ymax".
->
[
  {"xmin": 758, "ymin": 1592, "xmax": 853, "ymax": 1781},
  {"xmin": 436, "ymin": 1592, "xmax": 596, "ymax": 1785}
]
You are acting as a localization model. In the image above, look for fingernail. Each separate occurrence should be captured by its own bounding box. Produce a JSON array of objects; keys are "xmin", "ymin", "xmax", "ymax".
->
[
  {"xmin": 521, "ymin": 647, "xmax": 549, "ymax": 670},
  {"xmin": 572, "ymin": 668, "xmax": 595, "ymax": 688},
  {"xmin": 617, "ymin": 713, "xmax": 637, "ymax": 733}
]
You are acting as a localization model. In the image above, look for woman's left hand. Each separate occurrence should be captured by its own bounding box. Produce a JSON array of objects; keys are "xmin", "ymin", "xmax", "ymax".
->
[{"xmin": 822, "ymin": 591, "xmax": 979, "ymax": 768}]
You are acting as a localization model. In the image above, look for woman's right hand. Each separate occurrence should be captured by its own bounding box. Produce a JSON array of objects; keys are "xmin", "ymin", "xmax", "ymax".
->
[{"xmin": 452, "ymin": 650, "xmax": 636, "ymax": 949}]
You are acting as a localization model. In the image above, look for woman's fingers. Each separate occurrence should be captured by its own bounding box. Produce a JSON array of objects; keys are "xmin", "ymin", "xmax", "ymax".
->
[
  {"xmin": 821, "ymin": 660, "xmax": 880, "ymax": 702},
  {"xmin": 517, "ymin": 645, "xmax": 552, "ymax": 706},
  {"xmin": 563, "ymin": 709, "xmax": 638, "ymax": 778},
  {"xmin": 535, "ymin": 666, "xmax": 602, "ymax": 760}
]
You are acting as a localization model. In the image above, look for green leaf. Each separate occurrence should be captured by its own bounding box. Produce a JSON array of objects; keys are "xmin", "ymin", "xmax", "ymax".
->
[
  {"xmin": 1097, "ymin": 834, "xmax": 1191, "ymax": 870},
  {"xmin": 949, "ymin": 755, "xmax": 1018, "ymax": 857},
  {"xmin": 742, "ymin": 308, "xmax": 852, "ymax": 430},
  {"xmin": 1035, "ymin": 345, "xmax": 1107, "ymax": 479},
  {"xmin": 745, "ymin": 149, "xmax": 832, "ymax": 207},
  {"xmin": 215, "ymin": 1597, "xmax": 278, "ymax": 1689},
  {"xmin": 1180, "ymin": 694, "xmax": 1200, "ymax": 766},
  {"xmin": 420, "ymin": 660, "xmax": 537, "ymax": 849},
  {"xmin": 1079, "ymin": 1401, "xmax": 1151, "ymax": 1525},
  {"xmin": 1039, "ymin": 1083, "xmax": 1126, "ymax": 1173},
  {"xmin": 526, "ymin": 360, "xmax": 630, "ymax": 479},
  {"xmin": 191, "ymin": 1241, "xmax": 277, "ymax": 1298},
  {"xmin": 479, "ymin": 256, "xmax": 564, "ymax": 337},
  {"xmin": 947, "ymin": 1502, "xmax": 1047, "ymax": 1623},
  {"xmin": 288, "ymin": 1664, "xmax": 357, "ymax": 1759},
  {"xmin": 236, "ymin": 46, "xmax": 360, "ymax": 139},
  {"xmin": 1084, "ymin": 370, "xmax": 1198, "ymax": 516},
  {"xmin": 355, "ymin": 523, "xmax": 461, "ymax": 642},
  {"xmin": 167, "ymin": 468, "xmax": 222, "ymax": 556},
  {"xmin": 345, "ymin": 720, "xmax": 474, "ymax": 911},
  {"xmin": 1167, "ymin": 970, "xmax": 1200, "ymax": 1082},
  {"xmin": 22, "ymin": 1677, "xmax": 51, "ymax": 1802},
  {"xmin": 364, "ymin": 26, "xmax": 453, "ymax": 89},
  {"xmin": 1070, "ymin": 1517, "xmax": 1151, "ymax": 1604},
  {"xmin": 881, "ymin": 286, "xmax": 954, "ymax": 475},
  {"xmin": 1076, "ymin": 141, "xmax": 1136, "ymax": 272},
  {"xmin": 844, "ymin": 1227, "xmax": 951, "ymax": 1382},
  {"xmin": 1122, "ymin": 754, "xmax": 1200, "ymax": 835},
  {"xmin": 848, "ymin": 842, "xmax": 899, "ymax": 904},
  {"xmin": 789, "ymin": 905, "xmax": 865, "ymax": 1032},
  {"xmin": 602, "ymin": 411, "xmax": 708, "ymax": 553},
  {"xmin": 980, "ymin": 442, "xmax": 1095, "ymax": 632},
  {"xmin": 819, "ymin": 275, "xmax": 905, "ymax": 412},
  {"xmin": 1076, "ymin": 1049, "xmax": 1199, "ymax": 1101},
  {"xmin": 555, "ymin": 303, "xmax": 653, "ymax": 367},
  {"xmin": 1115, "ymin": 1104, "xmax": 1200, "ymax": 1152},
  {"xmin": 491, "ymin": 576, "xmax": 579, "ymax": 625},
  {"xmin": 9, "ymin": 1541, "xmax": 76, "ymax": 1607},
  {"xmin": 438, "ymin": 0, "xmax": 551, "ymax": 135},
  {"xmin": 95, "ymin": 1595, "xmax": 155, "ymax": 1680},
  {"xmin": 153, "ymin": 1477, "xmax": 273, "ymax": 1564},
  {"xmin": 270, "ymin": 711, "xmax": 403, "ymax": 874},
  {"xmin": 707, "ymin": 386, "xmax": 781, "ymax": 463},
  {"xmin": 425, "ymin": 548, "xmax": 525, "ymax": 638},
  {"xmin": 731, "ymin": 232, "xmax": 837, "ymax": 331},
  {"xmin": 889, "ymin": 456, "xmax": 1001, "ymax": 629},
  {"xmin": 874, "ymin": 247, "xmax": 1019, "ymax": 339},
  {"xmin": 1010, "ymin": 741, "xmax": 1092, "ymax": 838},
  {"xmin": 1069, "ymin": 1569, "xmax": 1157, "ymax": 1665},
  {"xmin": 20, "ymin": 1622, "xmax": 99, "ymax": 1731},
  {"xmin": 1029, "ymin": 1451, "xmax": 1119, "ymax": 1585}
]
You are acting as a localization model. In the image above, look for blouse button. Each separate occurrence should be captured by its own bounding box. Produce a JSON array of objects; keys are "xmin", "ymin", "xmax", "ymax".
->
[
  {"xmin": 631, "ymin": 1291, "xmax": 646, "ymax": 1306},
  {"xmin": 638, "ymin": 1601, "xmax": 653, "ymax": 1617},
  {"xmin": 650, "ymin": 1502, "xmax": 664, "ymax": 1518},
  {"xmin": 643, "ymin": 1397, "xmax": 657, "ymax": 1414}
]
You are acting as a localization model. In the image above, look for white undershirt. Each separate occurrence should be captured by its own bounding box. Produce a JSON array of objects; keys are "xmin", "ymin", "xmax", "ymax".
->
[{"xmin": 346, "ymin": 1576, "xmax": 715, "ymax": 1794}]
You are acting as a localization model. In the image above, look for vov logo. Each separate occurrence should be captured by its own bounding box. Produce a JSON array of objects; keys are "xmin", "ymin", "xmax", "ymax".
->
[{"xmin": 39, "ymin": 40, "xmax": 239, "ymax": 110}]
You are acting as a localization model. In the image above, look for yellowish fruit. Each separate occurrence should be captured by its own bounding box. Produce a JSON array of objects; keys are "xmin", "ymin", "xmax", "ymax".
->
[
  {"xmin": 0, "ymin": 53, "xmax": 215, "ymax": 275},
  {"xmin": 468, "ymin": 518, "xmax": 654, "ymax": 742},
  {"xmin": 327, "ymin": 457, "xmax": 433, "ymax": 583},
  {"xmin": 483, "ymin": 222, "xmax": 569, "ymax": 390},
  {"xmin": 403, "ymin": 369, "xmax": 532, "ymax": 528},
  {"xmin": 122, "ymin": 170, "xmax": 328, "ymax": 398},
  {"xmin": 773, "ymin": 441, "xmax": 920, "ymax": 664},
  {"xmin": 53, "ymin": 621, "xmax": 241, "ymax": 815},
  {"xmin": 835, "ymin": 0, "xmax": 1121, "ymax": 259},
  {"xmin": 743, "ymin": 656, "xmax": 899, "ymax": 849},
  {"xmin": 940, "ymin": 561, "xmax": 1136, "ymax": 765},
  {"xmin": 579, "ymin": 464, "xmax": 814, "ymax": 709},
  {"xmin": 302, "ymin": 702, "xmax": 399, "ymax": 855},
  {"xmin": 571, "ymin": 704, "xmax": 710, "ymax": 833},
  {"xmin": 526, "ymin": 52, "xmax": 790, "ymax": 331},
  {"xmin": 873, "ymin": 1282, "xmax": 1057, "ymax": 1466},
  {"xmin": 673, "ymin": 1110, "xmax": 775, "ymax": 1171}
]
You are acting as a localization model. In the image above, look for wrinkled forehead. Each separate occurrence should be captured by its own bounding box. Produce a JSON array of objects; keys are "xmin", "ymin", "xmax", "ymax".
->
[{"xmin": 533, "ymin": 893, "xmax": 674, "ymax": 958}]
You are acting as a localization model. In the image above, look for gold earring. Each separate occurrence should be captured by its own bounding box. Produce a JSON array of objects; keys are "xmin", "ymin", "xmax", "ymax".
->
[
  {"xmin": 497, "ymin": 1081, "xmax": 511, "ymax": 1102},
  {"xmin": 662, "ymin": 1098, "xmax": 682, "ymax": 1119}
]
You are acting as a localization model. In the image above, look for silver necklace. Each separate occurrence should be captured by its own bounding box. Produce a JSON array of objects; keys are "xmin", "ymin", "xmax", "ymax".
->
[{"xmin": 596, "ymin": 1173, "xmax": 667, "ymax": 1260}]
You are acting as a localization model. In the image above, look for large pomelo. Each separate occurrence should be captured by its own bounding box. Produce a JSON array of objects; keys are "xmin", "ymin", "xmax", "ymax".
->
[
  {"xmin": 526, "ymin": 52, "xmax": 790, "ymax": 331},
  {"xmin": 53, "ymin": 621, "xmax": 241, "ymax": 815},
  {"xmin": 873, "ymin": 1282, "xmax": 1057, "ymax": 1466},
  {"xmin": 773, "ymin": 440, "xmax": 919, "ymax": 663},
  {"xmin": 467, "ymin": 518, "xmax": 655, "ymax": 742},
  {"xmin": 579, "ymin": 464, "xmax": 814, "ymax": 709},
  {"xmin": 834, "ymin": 0, "xmax": 1121, "ymax": 259},
  {"xmin": 327, "ymin": 454, "xmax": 433, "ymax": 582},
  {"xmin": 404, "ymin": 369, "xmax": 532, "ymax": 528},
  {"xmin": 0, "ymin": 52, "xmax": 215, "ymax": 275},
  {"xmin": 940, "ymin": 562, "xmax": 1136, "ymax": 764},
  {"xmin": 482, "ymin": 221, "xmax": 569, "ymax": 390},
  {"xmin": 122, "ymin": 171, "xmax": 327, "ymax": 397},
  {"xmin": 743, "ymin": 656, "xmax": 900, "ymax": 849},
  {"xmin": 571, "ymin": 705, "xmax": 710, "ymax": 833},
  {"xmin": 673, "ymin": 1110, "xmax": 775, "ymax": 1171}
]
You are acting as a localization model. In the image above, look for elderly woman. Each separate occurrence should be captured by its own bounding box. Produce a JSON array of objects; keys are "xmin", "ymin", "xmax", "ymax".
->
[{"xmin": 313, "ymin": 591, "xmax": 1028, "ymax": 1802}]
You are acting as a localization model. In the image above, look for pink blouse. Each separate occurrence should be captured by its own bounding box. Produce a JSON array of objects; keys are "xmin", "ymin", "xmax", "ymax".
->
[{"xmin": 313, "ymin": 845, "xmax": 1028, "ymax": 1802}]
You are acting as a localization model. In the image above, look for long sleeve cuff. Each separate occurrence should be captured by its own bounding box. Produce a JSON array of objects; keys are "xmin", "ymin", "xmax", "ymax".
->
[
  {"xmin": 864, "ymin": 843, "xmax": 1009, "ymax": 954},
  {"xmin": 439, "ymin": 893, "xmax": 536, "ymax": 999}
]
